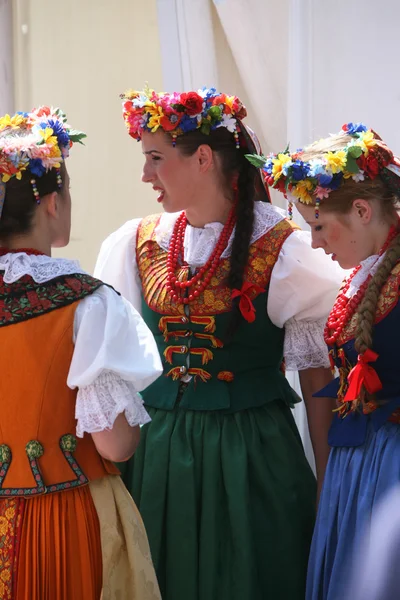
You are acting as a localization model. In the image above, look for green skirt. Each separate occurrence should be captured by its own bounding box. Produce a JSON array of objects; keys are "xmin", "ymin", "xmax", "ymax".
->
[{"xmin": 119, "ymin": 400, "xmax": 316, "ymax": 600}]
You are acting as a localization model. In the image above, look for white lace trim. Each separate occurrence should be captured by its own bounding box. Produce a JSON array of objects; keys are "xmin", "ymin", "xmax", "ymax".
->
[
  {"xmin": 284, "ymin": 317, "xmax": 330, "ymax": 371},
  {"xmin": 75, "ymin": 371, "xmax": 151, "ymax": 438},
  {"xmin": 154, "ymin": 202, "xmax": 286, "ymax": 268},
  {"xmin": 0, "ymin": 252, "xmax": 84, "ymax": 284}
]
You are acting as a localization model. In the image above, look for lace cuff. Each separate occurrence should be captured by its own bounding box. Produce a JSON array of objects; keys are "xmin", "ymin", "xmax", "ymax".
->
[
  {"xmin": 284, "ymin": 317, "xmax": 330, "ymax": 371},
  {"xmin": 75, "ymin": 371, "xmax": 151, "ymax": 438}
]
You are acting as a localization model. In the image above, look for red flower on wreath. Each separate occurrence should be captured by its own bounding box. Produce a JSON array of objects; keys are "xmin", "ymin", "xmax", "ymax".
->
[
  {"xmin": 356, "ymin": 153, "xmax": 381, "ymax": 179},
  {"xmin": 179, "ymin": 92, "xmax": 204, "ymax": 116},
  {"xmin": 160, "ymin": 107, "xmax": 182, "ymax": 131}
]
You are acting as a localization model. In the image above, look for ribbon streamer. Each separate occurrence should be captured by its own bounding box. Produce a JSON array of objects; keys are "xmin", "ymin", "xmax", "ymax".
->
[
  {"xmin": 231, "ymin": 281, "xmax": 265, "ymax": 323},
  {"xmin": 344, "ymin": 348, "xmax": 383, "ymax": 402}
]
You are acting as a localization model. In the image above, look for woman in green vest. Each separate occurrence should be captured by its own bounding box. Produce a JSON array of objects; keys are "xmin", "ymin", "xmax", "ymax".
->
[{"xmin": 95, "ymin": 86, "xmax": 343, "ymax": 600}]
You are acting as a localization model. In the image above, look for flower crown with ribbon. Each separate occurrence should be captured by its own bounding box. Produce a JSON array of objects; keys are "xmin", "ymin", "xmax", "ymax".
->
[
  {"xmin": 121, "ymin": 85, "xmax": 247, "ymax": 147},
  {"xmin": 0, "ymin": 106, "xmax": 86, "ymax": 216},
  {"xmin": 247, "ymin": 122, "xmax": 400, "ymax": 218}
]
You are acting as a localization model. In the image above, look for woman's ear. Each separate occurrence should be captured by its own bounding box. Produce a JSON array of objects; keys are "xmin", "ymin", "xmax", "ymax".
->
[
  {"xmin": 351, "ymin": 198, "xmax": 372, "ymax": 224},
  {"xmin": 41, "ymin": 191, "xmax": 60, "ymax": 220},
  {"xmin": 197, "ymin": 144, "xmax": 214, "ymax": 173}
]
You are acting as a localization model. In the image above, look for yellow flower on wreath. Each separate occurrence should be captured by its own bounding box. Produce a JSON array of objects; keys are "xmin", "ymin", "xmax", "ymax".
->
[
  {"xmin": 356, "ymin": 130, "xmax": 377, "ymax": 152},
  {"xmin": 39, "ymin": 127, "xmax": 58, "ymax": 147},
  {"xmin": 146, "ymin": 104, "xmax": 165, "ymax": 132},
  {"xmin": 48, "ymin": 144, "xmax": 62, "ymax": 159},
  {"xmin": 272, "ymin": 153, "xmax": 291, "ymax": 181},
  {"xmin": 0, "ymin": 113, "xmax": 26, "ymax": 131},
  {"xmin": 292, "ymin": 179, "xmax": 314, "ymax": 204},
  {"xmin": 325, "ymin": 150, "xmax": 347, "ymax": 174}
]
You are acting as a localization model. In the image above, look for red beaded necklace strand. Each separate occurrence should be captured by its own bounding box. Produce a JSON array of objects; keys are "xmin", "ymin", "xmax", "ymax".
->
[
  {"xmin": 0, "ymin": 248, "xmax": 45, "ymax": 256},
  {"xmin": 166, "ymin": 207, "xmax": 237, "ymax": 304},
  {"xmin": 324, "ymin": 223, "xmax": 399, "ymax": 346}
]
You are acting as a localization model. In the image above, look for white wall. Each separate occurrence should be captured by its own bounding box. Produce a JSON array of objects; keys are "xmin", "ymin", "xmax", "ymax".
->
[
  {"xmin": 0, "ymin": 0, "xmax": 13, "ymax": 115},
  {"xmin": 310, "ymin": 0, "xmax": 400, "ymax": 152},
  {"xmin": 12, "ymin": 0, "xmax": 164, "ymax": 271}
]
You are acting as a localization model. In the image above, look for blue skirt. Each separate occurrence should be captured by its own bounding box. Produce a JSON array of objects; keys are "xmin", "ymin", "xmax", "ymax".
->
[{"xmin": 306, "ymin": 421, "xmax": 400, "ymax": 600}]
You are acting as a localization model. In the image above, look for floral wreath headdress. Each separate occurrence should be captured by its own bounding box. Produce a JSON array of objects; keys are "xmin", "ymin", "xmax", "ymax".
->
[
  {"xmin": 247, "ymin": 122, "xmax": 400, "ymax": 218},
  {"xmin": 121, "ymin": 85, "xmax": 247, "ymax": 147},
  {"xmin": 0, "ymin": 106, "xmax": 86, "ymax": 216}
]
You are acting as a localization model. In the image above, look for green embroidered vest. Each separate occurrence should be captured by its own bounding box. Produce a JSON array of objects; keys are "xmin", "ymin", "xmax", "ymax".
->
[{"xmin": 136, "ymin": 214, "xmax": 301, "ymax": 413}]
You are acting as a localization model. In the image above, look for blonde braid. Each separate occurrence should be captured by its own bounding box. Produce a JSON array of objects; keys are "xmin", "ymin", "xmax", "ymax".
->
[{"xmin": 355, "ymin": 234, "xmax": 400, "ymax": 354}]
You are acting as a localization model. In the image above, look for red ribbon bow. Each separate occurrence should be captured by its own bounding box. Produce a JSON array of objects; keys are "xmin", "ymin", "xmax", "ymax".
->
[
  {"xmin": 343, "ymin": 349, "xmax": 383, "ymax": 402},
  {"xmin": 231, "ymin": 282, "xmax": 265, "ymax": 323}
]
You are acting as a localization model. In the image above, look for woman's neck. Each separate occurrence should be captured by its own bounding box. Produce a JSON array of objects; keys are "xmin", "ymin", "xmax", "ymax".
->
[
  {"xmin": 3, "ymin": 233, "xmax": 51, "ymax": 256},
  {"xmin": 185, "ymin": 192, "xmax": 234, "ymax": 228}
]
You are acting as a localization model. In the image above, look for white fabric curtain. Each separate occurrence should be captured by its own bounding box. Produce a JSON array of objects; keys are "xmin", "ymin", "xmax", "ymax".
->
[{"xmin": 0, "ymin": 0, "xmax": 14, "ymax": 115}]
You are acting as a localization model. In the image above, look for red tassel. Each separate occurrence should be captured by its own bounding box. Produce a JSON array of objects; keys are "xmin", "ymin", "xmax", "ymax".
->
[
  {"xmin": 344, "ymin": 349, "xmax": 383, "ymax": 402},
  {"xmin": 231, "ymin": 282, "xmax": 265, "ymax": 323}
]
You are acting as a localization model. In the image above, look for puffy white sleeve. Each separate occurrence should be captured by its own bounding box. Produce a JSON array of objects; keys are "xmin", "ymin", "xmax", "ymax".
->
[
  {"xmin": 267, "ymin": 230, "xmax": 345, "ymax": 371},
  {"xmin": 93, "ymin": 219, "xmax": 143, "ymax": 313},
  {"xmin": 68, "ymin": 285, "xmax": 163, "ymax": 437}
]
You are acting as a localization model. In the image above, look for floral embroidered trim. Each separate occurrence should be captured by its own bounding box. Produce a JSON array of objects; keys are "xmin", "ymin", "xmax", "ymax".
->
[
  {"xmin": 137, "ymin": 214, "xmax": 297, "ymax": 316},
  {"xmin": 0, "ymin": 273, "xmax": 106, "ymax": 328},
  {"xmin": 0, "ymin": 497, "xmax": 26, "ymax": 599},
  {"xmin": 0, "ymin": 435, "xmax": 88, "ymax": 497}
]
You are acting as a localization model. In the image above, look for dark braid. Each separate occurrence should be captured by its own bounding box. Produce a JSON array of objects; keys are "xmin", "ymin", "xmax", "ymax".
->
[
  {"xmin": 355, "ymin": 234, "xmax": 400, "ymax": 354},
  {"xmin": 226, "ymin": 158, "xmax": 255, "ymax": 335}
]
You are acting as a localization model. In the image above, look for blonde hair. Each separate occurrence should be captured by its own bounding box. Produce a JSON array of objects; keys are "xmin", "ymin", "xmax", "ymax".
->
[{"xmin": 300, "ymin": 132, "xmax": 353, "ymax": 162}]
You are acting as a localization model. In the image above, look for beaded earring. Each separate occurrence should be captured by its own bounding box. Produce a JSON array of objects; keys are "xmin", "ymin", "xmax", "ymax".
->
[
  {"xmin": 56, "ymin": 168, "xmax": 62, "ymax": 189},
  {"xmin": 172, "ymin": 133, "xmax": 177, "ymax": 148},
  {"xmin": 31, "ymin": 179, "xmax": 40, "ymax": 204},
  {"xmin": 233, "ymin": 125, "xmax": 240, "ymax": 149},
  {"xmin": 315, "ymin": 198, "xmax": 320, "ymax": 219},
  {"xmin": 287, "ymin": 200, "xmax": 293, "ymax": 220}
]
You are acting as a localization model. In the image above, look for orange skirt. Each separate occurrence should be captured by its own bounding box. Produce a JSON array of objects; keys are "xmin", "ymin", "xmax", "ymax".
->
[{"xmin": 0, "ymin": 487, "xmax": 102, "ymax": 600}]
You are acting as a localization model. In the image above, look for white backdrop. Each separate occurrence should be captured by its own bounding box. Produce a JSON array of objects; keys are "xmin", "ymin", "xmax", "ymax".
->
[{"xmin": 0, "ymin": 0, "xmax": 13, "ymax": 115}]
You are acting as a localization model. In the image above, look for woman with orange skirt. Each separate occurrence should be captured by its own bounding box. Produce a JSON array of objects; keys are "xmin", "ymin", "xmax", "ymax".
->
[{"xmin": 0, "ymin": 107, "xmax": 162, "ymax": 599}]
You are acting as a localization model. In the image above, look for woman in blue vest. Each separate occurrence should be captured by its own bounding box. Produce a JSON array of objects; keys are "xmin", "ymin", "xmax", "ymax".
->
[
  {"xmin": 95, "ymin": 86, "xmax": 343, "ymax": 600},
  {"xmin": 263, "ymin": 122, "xmax": 400, "ymax": 600}
]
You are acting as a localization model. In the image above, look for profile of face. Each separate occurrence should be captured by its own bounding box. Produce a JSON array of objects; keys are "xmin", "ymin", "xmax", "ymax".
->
[
  {"xmin": 141, "ymin": 130, "xmax": 213, "ymax": 214},
  {"xmin": 296, "ymin": 199, "xmax": 384, "ymax": 269},
  {"xmin": 42, "ymin": 167, "xmax": 72, "ymax": 248}
]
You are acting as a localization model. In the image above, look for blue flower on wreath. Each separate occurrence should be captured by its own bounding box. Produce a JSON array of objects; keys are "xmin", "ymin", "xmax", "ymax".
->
[
  {"xmin": 16, "ymin": 111, "xmax": 29, "ymax": 118},
  {"xmin": 262, "ymin": 158, "xmax": 273, "ymax": 175},
  {"xmin": 308, "ymin": 162, "xmax": 326, "ymax": 178},
  {"xmin": 291, "ymin": 160, "xmax": 310, "ymax": 181},
  {"xmin": 29, "ymin": 159, "xmax": 46, "ymax": 177},
  {"xmin": 329, "ymin": 172, "xmax": 343, "ymax": 190},
  {"xmin": 345, "ymin": 122, "xmax": 367, "ymax": 135},
  {"xmin": 179, "ymin": 114, "xmax": 198, "ymax": 133},
  {"xmin": 317, "ymin": 173, "xmax": 333, "ymax": 187},
  {"xmin": 47, "ymin": 119, "xmax": 70, "ymax": 147},
  {"xmin": 200, "ymin": 87, "xmax": 217, "ymax": 100}
]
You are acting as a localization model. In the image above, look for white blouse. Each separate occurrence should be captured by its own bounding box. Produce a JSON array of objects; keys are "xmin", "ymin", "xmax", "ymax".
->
[
  {"xmin": 94, "ymin": 202, "xmax": 345, "ymax": 371},
  {"xmin": 0, "ymin": 252, "xmax": 163, "ymax": 437}
]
